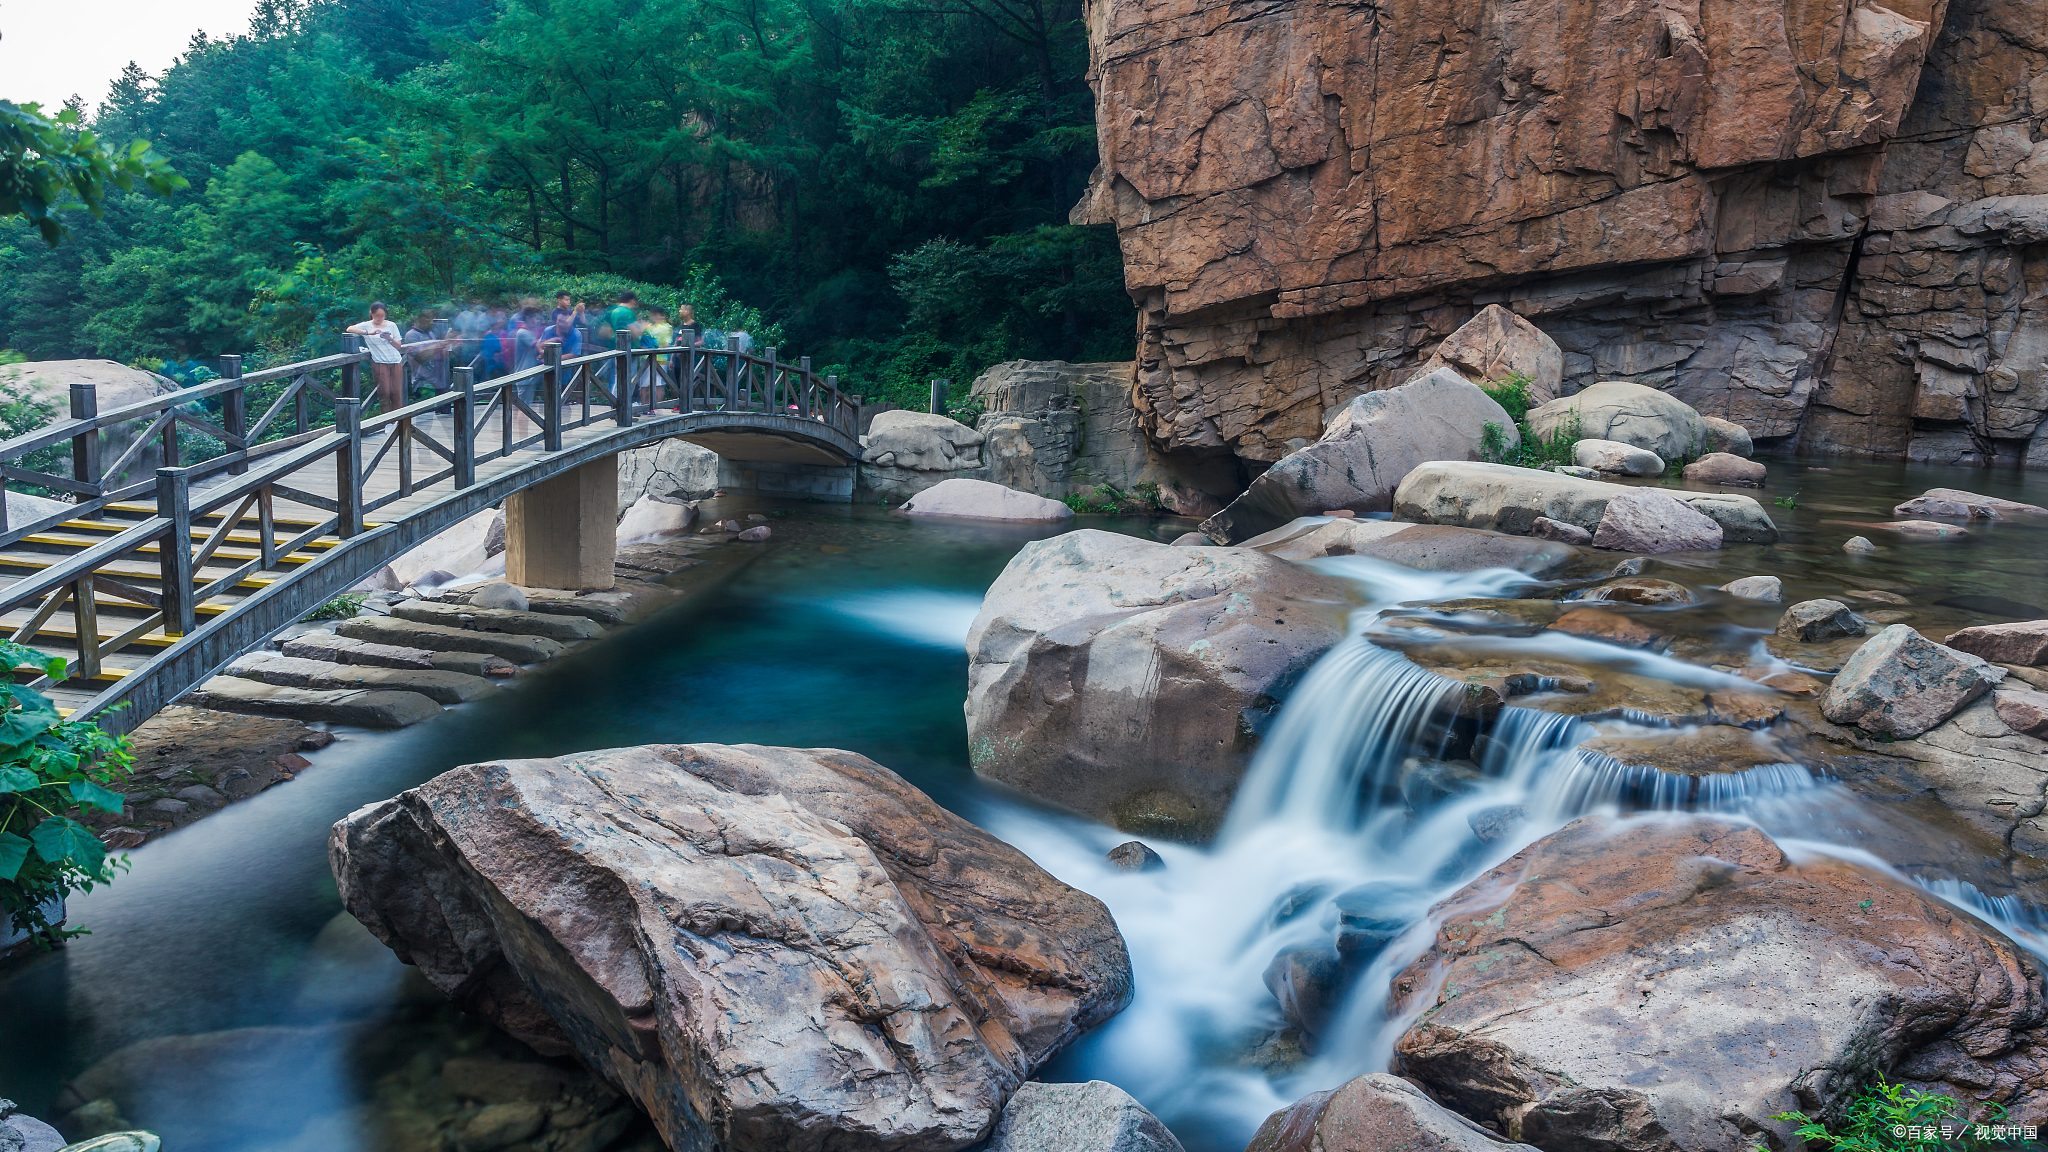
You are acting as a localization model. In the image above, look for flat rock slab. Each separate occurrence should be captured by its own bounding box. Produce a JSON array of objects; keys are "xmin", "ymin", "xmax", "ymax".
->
[
  {"xmin": 900, "ymin": 477, "xmax": 1074, "ymax": 522},
  {"xmin": 1393, "ymin": 461, "xmax": 1778, "ymax": 543},
  {"xmin": 1948, "ymin": 619, "xmax": 2048, "ymax": 666},
  {"xmin": 519, "ymin": 581, "xmax": 681, "ymax": 626},
  {"xmin": 390, "ymin": 599, "xmax": 602, "ymax": 641},
  {"xmin": 187, "ymin": 676, "xmax": 441, "ymax": 729},
  {"xmin": 1248, "ymin": 1073, "xmax": 1534, "ymax": 1152},
  {"xmin": 282, "ymin": 631, "xmax": 437, "ymax": 670},
  {"xmin": 227, "ymin": 653, "xmax": 496, "ymax": 704},
  {"xmin": 1250, "ymin": 517, "xmax": 1578, "ymax": 575},
  {"xmin": 1895, "ymin": 488, "xmax": 2048, "ymax": 519},
  {"xmin": 337, "ymin": 617, "xmax": 565, "ymax": 664}
]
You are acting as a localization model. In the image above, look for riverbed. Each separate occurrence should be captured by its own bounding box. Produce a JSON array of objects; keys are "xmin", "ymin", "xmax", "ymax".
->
[{"xmin": 2, "ymin": 456, "xmax": 2046, "ymax": 1152}]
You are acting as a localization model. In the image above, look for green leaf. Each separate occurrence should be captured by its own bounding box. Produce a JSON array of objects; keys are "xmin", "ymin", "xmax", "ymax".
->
[
  {"xmin": 68, "ymin": 779, "xmax": 125, "ymax": 813},
  {"xmin": 0, "ymin": 765, "xmax": 39, "ymax": 793},
  {"xmin": 0, "ymin": 832, "xmax": 26, "ymax": 881},
  {"xmin": 41, "ymin": 656, "xmax": 66, "ymax": 680},
  {"xmin": 0, "ymin": 697, "xmax": 61, "ymax": 750},
  {"xmin": 29, "ymin": 817, "xmax": 105, "ymax": 873}
]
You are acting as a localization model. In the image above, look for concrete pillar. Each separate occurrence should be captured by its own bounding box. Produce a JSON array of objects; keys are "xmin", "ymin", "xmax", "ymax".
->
[{"xmin": 506, "ymin": 456, "xmax": 617, "ymax": 590}]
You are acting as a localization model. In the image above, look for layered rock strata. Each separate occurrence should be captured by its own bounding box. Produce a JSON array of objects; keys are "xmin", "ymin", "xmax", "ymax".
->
[
  {"xmin": 1077, "ymin": 0, "xmax": 2048, "ymax": 468},
  {"xmin": 332, "ymin": 743, "xmax": 1132, "ymax": 1152}
]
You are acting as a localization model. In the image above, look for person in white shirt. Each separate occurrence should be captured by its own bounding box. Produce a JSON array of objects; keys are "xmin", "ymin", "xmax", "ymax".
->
[{"xmin": 346, "ymin": 302, "xmax": 405, "ymax": 411}]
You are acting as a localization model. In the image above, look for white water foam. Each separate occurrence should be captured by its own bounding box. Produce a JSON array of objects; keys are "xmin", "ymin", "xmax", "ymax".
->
[{"xmin": 829, "ymin": 590, "xmax": 985, "ymax": 648}]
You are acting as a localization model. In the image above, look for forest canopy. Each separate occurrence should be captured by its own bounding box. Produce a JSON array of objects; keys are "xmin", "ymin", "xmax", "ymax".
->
[{"xmin": 0, "ymin": 0, "xmax": 1131, "ymax": 409}]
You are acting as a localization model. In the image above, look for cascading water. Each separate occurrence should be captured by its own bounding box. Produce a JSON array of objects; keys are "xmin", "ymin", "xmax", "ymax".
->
[{"xmin": 986, "ymin": 553, "xmax": 2048, "ymax": 1152}]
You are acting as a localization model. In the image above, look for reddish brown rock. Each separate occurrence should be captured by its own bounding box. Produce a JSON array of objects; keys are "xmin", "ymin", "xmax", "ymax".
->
[
  {"xmin": 332, "ymin": 743, "xmax": 1133, "ymax": 1152},
  {"xmin": 1393, "ymin": 817, "xmax": 2048, "ymax": 1149},
  {"xmin": 1995, "ymin": 688, "xmax": 2048, "ymax": 738},
  {"xmin": 1547, "ymin": 607, "xmax": 1665, "ymax": 650},
  {"xmin": 1949, "ymin": 620, "xmax": 2048, "ymax": 666},
  {"xmin": 1247, "ymin": 1074, "xmax": 1535, "ymax": 1152}
]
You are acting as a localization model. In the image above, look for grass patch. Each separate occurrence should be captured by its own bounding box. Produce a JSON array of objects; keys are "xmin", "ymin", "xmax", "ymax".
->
[
  {"xmin": 1062, "ymin": 482, "xmax": 1166, "ymax": 516},
  {"xmin": 302, "ymin": 592, "xmax": 369, "ymax": 621},
  {"xmin": 1479, "ymin": 372, "xmax": 1580, "ymax": 469}
]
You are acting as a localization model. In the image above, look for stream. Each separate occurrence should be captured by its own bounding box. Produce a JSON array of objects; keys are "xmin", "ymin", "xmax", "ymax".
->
[{"xmin": 3, "ymin": 455, "xmax": 2047, "ymax": 1152}]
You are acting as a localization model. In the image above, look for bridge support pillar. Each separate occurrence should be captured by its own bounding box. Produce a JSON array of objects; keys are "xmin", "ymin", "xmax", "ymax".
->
[{"xmin": 506, "ymin": 457, "xmax": 617, "ymax": 590}]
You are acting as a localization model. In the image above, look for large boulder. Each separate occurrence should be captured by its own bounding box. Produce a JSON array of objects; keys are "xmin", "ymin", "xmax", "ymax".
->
[
  {"xmin": 1392, "ymin": 461, "xmax": 1779, "ymax": 544},
  {"xmin": 1200, "ymin": 368, "xmax": 1515, "ymax": 543},
  {"xmin": 1247, "ymin": 1074, "xmax": 1536, "ymax": 1152},
  {"xmin": 965, "ymin": 531, "xmax": 1353, "ymax": 839},
  {"xmin": 1822, "ymin": 624, "xmax": 2001, "ymax": 738},
  {"xmin": 1700, "ymin": 416, "xmax": 1753, "ymax": 457},
  {"xmin": 1948, "ymin": 620, "xmax": 2048, "ymax": 666},
  {"xmin": 1526, "ymin": 381, "xmax": 1708, "ymax": 462},
  {"xmin": 987, "ymin": 1081, "xmax": 1183, "ymax": 1152},
  {"xmin": 1394, "ymin": 817, "xmax": 2048, "ymax": 1150},
  {"xmin": 1894, "ymin": 488, "xmax": 2048, "ymax": 520},
  {"xmin": 900, "ymin": 478, "xmax": 1073, "ymax": 522},
  {"xmin": 1572, "ymin": 438, "xmax": 1662, "ymax": 476},
  {"xmin": 1415, "ymin": 304, "xmax": 1564, "ymax": 405},
  {"xmin": 1590, "ymin": 488, "xmax": 1723, "ymax": 553},
  {"xmin": 332, "ymin": 743, "xmax": 1132, "ymax": 1152},
  {"xmin": 1245, "ymin": 516, "xmax": 1578, "ymax": 575},
  {"xmin": 1681, "ymin": 452, "xmax": 1766, "ymax": 487},
  {"xmin": 616, "ymin": 437, "xmax": 721, "ymax": 513}
]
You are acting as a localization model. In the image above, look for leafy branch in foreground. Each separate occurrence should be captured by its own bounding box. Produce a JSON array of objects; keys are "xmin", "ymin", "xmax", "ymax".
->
[
  {"xmin": 0, "ymin": 100, "xmax": 185, "ymax": 245},
  {"xmin": 1768, "ymin": 1079, "xmax": 2032, "ymax": 1151},
  {"xmin": 0, "ymin": 640, "xmax": 134, "ymax": 948}
]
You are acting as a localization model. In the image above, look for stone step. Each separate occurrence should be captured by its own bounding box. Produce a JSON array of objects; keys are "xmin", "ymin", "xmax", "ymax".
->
[
  {"xmin": 226, "ymin": 652, "xmax": 497, "ymax": 705},
  {"xmin": 282, "ymin": 631, "xmax": 519, "ymax": 678},
  {"xmin": 520, "ymin": 583, "xmax": 680, "ymax": 626},
  {"xmin": 389, "ymin": 599, "xmax": 603, "ymax": 641},
  {"xmin": 337, "ymin": 616, "xmax": 565, "ymax": 664},
  {"xmin": 186, "ymin": 676, "xmax": 442, "ymax": 729}
]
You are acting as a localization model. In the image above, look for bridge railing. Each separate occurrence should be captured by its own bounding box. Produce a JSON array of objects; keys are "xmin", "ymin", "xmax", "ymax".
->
[{"xmin": 0, "ymin": 332, "xmax": 858, "ymax": 701}]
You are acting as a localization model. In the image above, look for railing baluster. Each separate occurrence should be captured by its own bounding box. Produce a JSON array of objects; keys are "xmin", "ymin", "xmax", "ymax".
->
[
  {"xmin": 542, "ymin": 344, "xmax": 563, "ymax": 452},
  {"xmin": 617, "ymin": 349, "xmax": 635, "ymax": 428},
  {"xmin": 221, "ymin": 354, "xmax": 246, "ymax": 475},
  {"xmin": 799, "ymin": 356, "xmax": 812, "ymax": 418},
  {"xmin": 453, "ymin": 367, "xmax": 475, "ymax": 489},
  {"xmin": 335, "ymin": 396, "xmax": 363, "ymax": 538},
  {"xmin": 766, "ymin": 347, "xmax": 780, "ymax": 414},
  {"xmin": 258, "ymin": 486, "xmax": 277, "ymax": 569},
  {"xmin": 156, "ymin": 466, "xmax": 195, "ymax": 636},
  {"xmin": 69, "ymin": 383, "xmax": 100, "ymax": 496},
  {"xmin": 397, "ymin": 416, "xmax": 414, "ymax": 496},
  {"xmin": 73, "ymin": 575, "xmax": 98, "ymax": 680}
]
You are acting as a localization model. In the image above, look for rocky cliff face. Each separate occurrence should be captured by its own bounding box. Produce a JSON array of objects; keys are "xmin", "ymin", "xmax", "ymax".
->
[{"xmin": 1077, "ymin": 0, "xmax": 2048, "ymax": 466}]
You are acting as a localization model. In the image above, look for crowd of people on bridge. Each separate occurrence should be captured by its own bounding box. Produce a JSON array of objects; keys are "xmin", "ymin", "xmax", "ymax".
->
[{"xmin": 352, "ymin": 291, "xmax": 755, "ymax": 405}]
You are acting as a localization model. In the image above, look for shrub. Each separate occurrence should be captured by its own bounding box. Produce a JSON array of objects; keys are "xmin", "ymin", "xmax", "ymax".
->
[
  {"xmin": 1481, "ymin": 371, "xmax": 1536, "ymax": 424},
  {"xmin": 1770, "ymin": 1079, "xmax": 2018, "ymax": 1151},
  {"xmin": 1061, "ymin": 483, "xmax": 1167, "ymax": 516},
  {"xmin": 302, "ymin": 592, "xmax": 369, "ymax": 621},
  {"xmin": 0, "ymin": 640, "xmax": 134, "ymax": 947}
]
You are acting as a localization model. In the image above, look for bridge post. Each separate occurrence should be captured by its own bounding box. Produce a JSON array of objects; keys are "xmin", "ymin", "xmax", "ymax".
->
[
  {"xmin": 681, "ymin": 326, "xmax": 699, "ymax": 411},
  {"xmin": 340, "ymin": 336, "xmax": 362, "ymax": 401},
  {"xmin": 156, "ymin": 467, "xmax": 196, "ymax": 636},
  {"xmin": 221, "ymin": 355, "xmax": 247, "ymax": 476},
  {"xmin": 334, "ymin": 396, "xmax": 364, "ymax": 538},
  {"xmin": 505, "ymin": 455, "xmax": 617, "ymax": 591},
  {"xmin": 542, "ymin": 344, "xmax": 564, "ymax": 452},
  {"xmin": 798, "ymin": 356, "xmax": 812, "ymax": 418},
  {"xmin": 69, "ymin": 383, "xmax": 100, "ymax": 492},
  {"xmin": 452, "ymin": 366, "xmax": 476, "ymax": 489}
]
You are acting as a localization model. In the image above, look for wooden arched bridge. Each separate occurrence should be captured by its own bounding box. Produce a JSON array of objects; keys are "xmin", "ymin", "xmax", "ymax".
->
[{"xmin": 0, "ymin": 338, "xmax": 860, "ymax": 732}]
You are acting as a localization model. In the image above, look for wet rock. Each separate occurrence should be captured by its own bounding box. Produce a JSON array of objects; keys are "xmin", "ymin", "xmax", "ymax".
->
[
  {"xmin": 281, "ymin": 631, "xmax": 440, "ymax": 670},
  {"xmin": 185, "ymin": 677, "xmax": 442, "ymax": 730},
  {"xmin": 736, "ymin": 525, "xmax": 771, "ymax": 541},
  {"xmin": 1169, "ymin": 532, "xmax": 1208, "ymax": 546},
  {"xmin": 1994, "ymin": 690, "xmax": 2048, "ymax": 739},
  {"xmin": 1527, "ymin": 381, "xmax": 1707, "ymax": 462},
  {"xmin": 1845, "ymin": 588, "xmax": 1910, "ymax": 605},
  {"xmin": 1545, "ymin": 464, "xmax": 1601, "ymax": 479},
  {"xmin": 460, "ymin": 1102, "xmax": 545, "ymax": 1151},
  {"xmin": 1578, "ymin": 577, "xmax": 1692, "ymax": 606},
  {"xmin": 1415, "ymin": 304, "xmax": 1563, "ymax": 405},
  {"xmin": 1239, "ymin": 1029, "xmax": 1312, "ymax": 1076},
  {"xmin": 614, "ymin": 494, "xmax": 697, "ymax": 543},
  {"xmin": 988, "ymin": 1080, "xmax": 1184, "ymax": 1152},
  {"xmin": 1822, "ymin": 625, "xmax": 2000, "ymax": 738},
  {"xmin": 1681, "ymin": 452, "xmax": 1766, "ymax": 488},
  {"xmin": 1393, "ymin": 461, "xmax": 1776, "ymax": 543},
  {"xmin": 337, "ymin": 617, "xmax": 564, "ymax": 664},
  {"xmin": 1592, "ymin": 488, "xmax": 1723, "ymax": 554},
  {"xmin": 1843, "ymin": 535, "xmax": 1877, "ymax": 554},
  {"xmin": 1573, "ymin": 438, "xmax": 1662, "ymax": 476},
  {"xmin": 1608, "ymin": 557, "xmax": 1648, "ymax": 577},
  {"xmin": 1706, "ymin": 689, "xmax": 1785, "ymax": 730},
  {"xmin": 171, "ymin": 785, "xmax": 225, "ymax": 809},
  {"xmin": 1755, "ymin": 670, "xmax": 1824, "ymax": 696},
  {"xmin": 54, "ymin": 1136, "xmax": 159, "ymax": 1152},
  {"xmin": 0, "ymin": 1102, "xmax": 62, "ymax": 1152},
  {"xmin": 226, "ymin": 653, "xmax": 496, "ymax": 705},
  {"xmin": 1547, "ymin": 607, "xmax": 1664, "ymax": 650},
  {"xmin": 1579, "ymin": 724, "xmax": 1795, "ymax": 775},
  {"xmin": 1530, "ymin": 516, "xmax": 1590, "ymax": 545},
  {"xmin": 1894, "ymin": 489, "xmax": 2048, "ymax": 519},
  {"xmin": 1394, "ymin": 818, "xmax": 2048, "ymax": 1148},
  {"xmin": 1105, "ymin": 841, "xmax": 1165, "ymax": 872},
  {"xmin": 390, "ymin": 599, "xmax": 602, "ymax": 642},
  {"xmin": 1775, "ymin": 599, "xmax": 1861, "ymax": 642},
  {"xmin": 1262, "ymin": 946, "xmax": 1346, "ymax": 1037},
  {"xmin": 616, "ymin": 437, "xmax": 720, "ymax": 511},
  {"xmin": 1947, "ymin": 620, "xmax": 2048, "ymax": 666},
  {"xmin": 465, "ymin": 583, "xmax": 528, "ymax": 612},
  {"xmin": 1247, "ymin": 517, "xmax": 1576, "ymax": 575},
  {"xmin": 1246, "ymin": 1073, "xmax": 1534, "ymax": 1152},
  {"xmin": 1200, "ymin": 367, "xmax": 1513, "ymax": 542},
  {"xmin": 1331, "ymin": 881, "xmax": 1417, "ymax": 959},
  {"xmin": 965, "ymin": 531, "xmax": 1351, "ymax": 838},
  {"xmin": 440, "ymin": 1059, "xmax": 576, "ymax": 1105},
  {"xmin": 1879, "ymin": 520, "xmax": 1971, "ymax": 539},
  {"xmin": 900, "ymin": 478, "xmax": 1073, "ymax": 522},
  {"xmin": 862, "ymin": 411, "xmax": 988, "ymax": 499},
  {"xmin": 333, "ymin": 743, "xmax": 1131, "ymax": 1152},
  {"xmin": 1701, "ymin": 416, "xmax": 1753, "ymax": 457},
  {"xmin": 1721, "ymin": 575, "xmax": 1782, "ymax": 601}
]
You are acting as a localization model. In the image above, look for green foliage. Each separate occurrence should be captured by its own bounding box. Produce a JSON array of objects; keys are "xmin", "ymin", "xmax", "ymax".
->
[
  {"xmin": 1481, "ymin": 404, "xmax": 1580, "ymax": 469},
  {"xmin": 0, "ymin": 365, "xmax": 66, "ymax": 493},
  {"xmin": 1061, "ymin": 482, "xmax": 1166, "ymax": 515},
  {"xmin": 1481, "ymin": 372, "xmax": 1536, "ymax": 425},
  {"xmin": 302, "ymin": 592, "xmax": 369, "ymax": 621},
  {"xmin": 0, "ymin": 101, "xmax": 185, "ymax": 244},
  {"xmin": 0, "ymin": 640, "xmax": 134, "ymax": 947},
  {"xmin": 1775, "ymin": 492, "xmax": 1800, "ymax": 509},
  {"xmin": 1768, "ymin": 1079, "xmax": 2024, "ymax": 1151}
]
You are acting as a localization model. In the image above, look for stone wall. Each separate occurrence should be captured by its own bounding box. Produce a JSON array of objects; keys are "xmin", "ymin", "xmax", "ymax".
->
[{"xmin": 1076, "ymin": 0, "xmax": 2048, "ymax": 465}]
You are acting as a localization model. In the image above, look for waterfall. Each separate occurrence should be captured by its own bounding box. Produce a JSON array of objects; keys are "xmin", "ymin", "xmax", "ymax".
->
[{"xmin": 982, "ymin": 554, "xmax": 2035, "ymax": 1152}]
